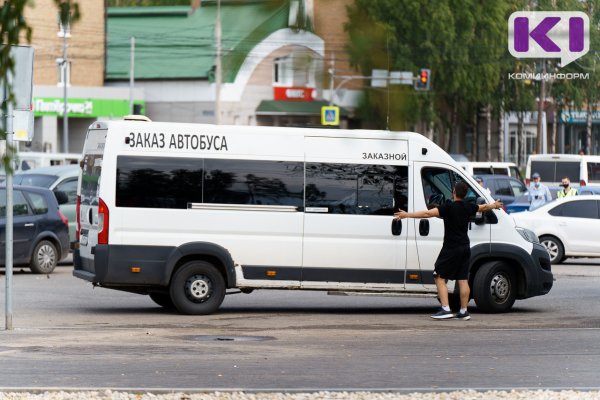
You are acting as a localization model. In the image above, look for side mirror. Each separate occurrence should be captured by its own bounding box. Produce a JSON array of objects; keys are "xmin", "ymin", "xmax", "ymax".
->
[{"xmin": 54, "ymin": 190, "xmax": 69, "ymax": 205}]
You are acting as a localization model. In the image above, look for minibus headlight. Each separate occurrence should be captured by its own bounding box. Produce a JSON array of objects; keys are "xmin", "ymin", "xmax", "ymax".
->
[{"xmin": 516, "ymin": 227, "xmax": 539, "ymax": 244}]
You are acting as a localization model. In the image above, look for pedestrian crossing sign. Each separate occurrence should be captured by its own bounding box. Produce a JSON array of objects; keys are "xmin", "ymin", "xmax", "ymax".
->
[{"xmin": 321, "ymin": 106, "xmax": 340, "ymax": 126}]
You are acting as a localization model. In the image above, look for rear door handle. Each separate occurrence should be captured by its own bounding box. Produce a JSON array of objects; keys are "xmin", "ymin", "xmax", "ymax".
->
[{"xmin": 24, "ymin": 223, "xmax": 34, "ymax": 227}]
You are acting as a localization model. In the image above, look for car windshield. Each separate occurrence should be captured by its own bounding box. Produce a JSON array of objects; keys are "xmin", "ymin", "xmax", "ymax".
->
[{"xmin": 13, "ymin": 174, "xmax": 57, "ymax": 188}]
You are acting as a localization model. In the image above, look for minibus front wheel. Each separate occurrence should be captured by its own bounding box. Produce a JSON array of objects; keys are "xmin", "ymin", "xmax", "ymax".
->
[
  {"xmin": 170, "ymin": 260, "xmax": 226, "ymax": 315},
  {"xmin": 473, "ymin": 261, "xmax": 516, "ymax": 313}
]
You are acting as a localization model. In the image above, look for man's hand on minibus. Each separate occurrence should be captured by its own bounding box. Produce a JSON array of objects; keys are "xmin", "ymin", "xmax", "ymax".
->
[{"xmin": 394, "ymin": 210, "xmax": 408, "ymax": 220}]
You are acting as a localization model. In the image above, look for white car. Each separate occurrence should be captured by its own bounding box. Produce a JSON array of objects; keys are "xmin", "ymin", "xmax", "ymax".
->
[{"xmin": 512, "ymin": 195, "xmax": 600, "ymax": 264}]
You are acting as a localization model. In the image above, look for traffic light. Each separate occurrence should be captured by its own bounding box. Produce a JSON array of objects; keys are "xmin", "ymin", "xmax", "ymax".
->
[{"xmin": 414, "ymin": 68, "xmax": 431, "ymax": 91}]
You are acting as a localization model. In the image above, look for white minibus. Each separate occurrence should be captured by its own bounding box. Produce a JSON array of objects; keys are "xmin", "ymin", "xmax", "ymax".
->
[
  {"xmin": 73, "ymin": 119, "xmax": 553, "ymax": 315},
  {"xmin": 526, "ymin": 154, "xmax": 600, "ymax": 187}
]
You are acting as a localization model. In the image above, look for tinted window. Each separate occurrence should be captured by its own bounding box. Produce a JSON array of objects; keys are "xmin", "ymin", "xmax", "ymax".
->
[
  {"xmin": 587, "ymin": 162, "xmax": 600, "ymax": 183},
  {"xmin": 204, "ymin": 159, "xmax": 303, "ymax": 206},
  {"xmin": 421, "ymin": 168, "xmax": 477, "ymax": 209},
  {"xmin": 509, "ymin": 180, "xmax": 527, "ymax": 197},
  {"xmin": 492, "ymin": 168, "xmax": 509, "ymax": 176},
  {"xmin": 26, "ymin": 192, "xmax": 49, "ymax": 215},
  {"xmin": 55, "ymin": 178, "xmax": 78, "ymax": 205},
  {"xmin": 0, "ymin": 190, "xmax": 32, "ymax": 217},
  {"xmin": 81, "ymin": 154, "xmax": 103, "ymax": 206},
  {"xmin": 549, "ymin": 200, "xmax": 598, "ymax": 218},
  {"xmin": 509, "ymin": 166, "xmax": 523, "ymax": 181},
  {"xmin": 117, "ymin": 156, "xmax": 304, "ymax": 209},
  {"xmin": 13, "ymin": 174, "xmax": 57, "ymax": 188},
  {"xmin": 494, "ymin": 179, "xmax": 513, "ymax": 196},
  {"xmin": 306, "ymin": 163, "xmax": 408, "ymax": 215},
  {"xmin": 473, "ymin": 167, "xmax": 493, "ymax": 175},
  {"xmin": 531, "ymin": 161, "xmax": 580, "ymax": 182}
]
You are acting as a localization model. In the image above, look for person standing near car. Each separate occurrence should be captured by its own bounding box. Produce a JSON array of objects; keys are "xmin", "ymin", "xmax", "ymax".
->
[
  {"xmin": 394, "ymin": 182, "xmax": 503, "ymax": 321},
  {"xmin": 528, "ymin": 172, "xmax": 552, "ymax": 211},
  {"xmin": 557, "ymin": 176, "xmax": 578, "ymax": 198}
]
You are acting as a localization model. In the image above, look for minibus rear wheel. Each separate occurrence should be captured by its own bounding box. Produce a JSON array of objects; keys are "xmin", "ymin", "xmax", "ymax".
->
[
  {"xmin": 473, "ymin": 261, "xmax": 516, "ymax": 313},
  {"xmin": 170, "ymin": 261, "xmax": 226, "ymax": 315},
  {"xmin": 149, "ymin": 292, "xmax": 175, "ymax": 309}
]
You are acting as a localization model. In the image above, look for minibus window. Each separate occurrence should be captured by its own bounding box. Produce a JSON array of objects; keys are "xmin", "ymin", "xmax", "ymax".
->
[
  {"xmin": 587, "ymin": 163, "xmax": 600, "ymax": 183},
  {"xmin": 81, "ymin": 154, "xmax": 103, "ymax": 207},
  {"xmin": 306, "ymin": 163, "xmax": 407, "ymax": 215}
]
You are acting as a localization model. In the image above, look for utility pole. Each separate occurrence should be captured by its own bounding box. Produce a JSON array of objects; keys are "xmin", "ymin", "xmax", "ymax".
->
[
  {"xmin": 537, "ymin": 59, "xmax": 546, "ymax": 155},
  {"xmin": 3, "ymin": 78, "xmax": 14, "ymax": 330},
  {"xmin": 129, "ymin": 36, "xmax": 135, "ymax": 114},
  {"xmin": 215, "ymin": 0, "xmax": 222, "ymax": 125},
  {"xmin": 329, "ymin": 52, "xmax": 334, "ymax": 106},
  {"xmin": 59, "ymin": 16, "xmax": 70, "ymax": 153}
]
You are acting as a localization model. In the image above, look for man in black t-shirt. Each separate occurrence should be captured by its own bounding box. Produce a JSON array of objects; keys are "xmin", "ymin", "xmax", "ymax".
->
[{"xmin": 394, "ymin": 181, "xmax": 502, "ymax": 320}]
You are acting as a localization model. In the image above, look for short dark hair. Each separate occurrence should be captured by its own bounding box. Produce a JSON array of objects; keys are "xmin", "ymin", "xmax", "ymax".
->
[{"xmin": 454, "ymin": 181, "xmax": 468, "ymax": 199}]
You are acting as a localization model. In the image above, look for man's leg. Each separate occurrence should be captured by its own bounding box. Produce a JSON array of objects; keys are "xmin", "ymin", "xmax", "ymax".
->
[
  {"xmin": 457, "ymin": 279, "xmax": 470, "ymax": 309},
  {"xmin": 435, "ymin": 275, "xmax": 449, "ymax": 307}
]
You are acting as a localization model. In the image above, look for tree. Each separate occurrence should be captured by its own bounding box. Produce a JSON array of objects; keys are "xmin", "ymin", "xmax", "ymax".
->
[{"xmin": 345, "ymin": 0, "xmax": 510, "ymax": 157}]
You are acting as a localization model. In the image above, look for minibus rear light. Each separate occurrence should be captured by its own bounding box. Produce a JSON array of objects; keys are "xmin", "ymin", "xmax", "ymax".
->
[
  {"xmin": 76, "ymin": 195, "xmax": 81, "ymax": 241},
  {"xmin": 98, "ymin": 198, "xmax": 109, "ymax": 245},
  {"xmin": 580, "ymin": 179, "xmax": 586, "ymax": 187}
]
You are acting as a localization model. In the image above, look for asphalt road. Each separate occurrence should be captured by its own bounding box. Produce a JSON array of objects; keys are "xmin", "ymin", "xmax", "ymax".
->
[{"xmin": 0, "ymin": 259, "xmax": 599, "ymax": 391}]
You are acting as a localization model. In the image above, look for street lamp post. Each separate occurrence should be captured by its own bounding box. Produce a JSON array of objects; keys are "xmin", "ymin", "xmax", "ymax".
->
[{"xmin": 59, "ymin": 18, "xmax": 70, "ymax": 153}]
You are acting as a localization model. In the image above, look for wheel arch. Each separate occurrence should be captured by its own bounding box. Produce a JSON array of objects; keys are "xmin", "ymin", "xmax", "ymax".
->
[
  {"xmin": 162, "ymin": 242, "xmax": 236, "ymax": 288},
  {"xmin": 470, "ymin": 243, "xmax": 532, "ymax": 300},
  {"xmin": 28, "ymin": 232, "xmax": 64, "ymax": 263}
]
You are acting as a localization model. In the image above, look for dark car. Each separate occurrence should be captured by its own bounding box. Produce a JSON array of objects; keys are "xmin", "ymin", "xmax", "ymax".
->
[
  {"xmin": 475, "ymin": 174, "xmax": 528, "ymax": 205},
  {"xmin": 505, "ymin": 186, "xmax": 582, "ymax": 214},
  {"xmin": 0, "ymin": 185, "xmax": 70, "ymax": 274}
]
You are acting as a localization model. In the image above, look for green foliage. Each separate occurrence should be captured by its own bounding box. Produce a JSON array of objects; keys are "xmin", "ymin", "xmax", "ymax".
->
[
  {"xmin": 346, "ymin": 0, "xmax": 512, "ymax": 133},
  {"xmin": 107, "ymin": 0, "xmax": 190, "ymax": 5}
]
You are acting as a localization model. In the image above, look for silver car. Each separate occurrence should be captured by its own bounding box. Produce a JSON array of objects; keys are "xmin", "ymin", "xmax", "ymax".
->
[{"xmin": 14, "ymin": 165, "xmax": 79, "ymax": 246}]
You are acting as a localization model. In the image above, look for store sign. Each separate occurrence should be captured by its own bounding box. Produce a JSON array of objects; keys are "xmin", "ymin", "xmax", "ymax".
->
[
  {"xmin": 273, "ymin": 87, "xmax": 315, "ymax": 101},
  {"xmin": 33, "ymin": 97, "xmax": 144, "ymax": 118},
  {"xmin": 561, "ymin": 110, "xmax": 600, "ymax": 124}
]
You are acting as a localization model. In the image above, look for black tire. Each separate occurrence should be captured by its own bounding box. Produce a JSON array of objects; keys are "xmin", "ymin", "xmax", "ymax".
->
[
  {"xmin": 539, "ymin": 235, "xmax": 565, "ymax": 264},
  {"xmin": 29, "ymin": 240, "xmax": 58, "ymax": 274},
  {"xmin": 149, "ymin": 292, "xmax": 175, "ymax": 309},
  {"xmin": 169, "ymin": 261, "xmax": 226, "ymax": 315},
  {"xmin": 473, "ymin": 261, "xmax": 516, "ymax": 313}
]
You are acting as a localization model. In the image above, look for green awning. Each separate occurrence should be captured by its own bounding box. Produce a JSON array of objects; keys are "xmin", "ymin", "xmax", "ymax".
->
[{"xmin": 256, "ymin": 100, "xmax": 348, "ymax": 116}]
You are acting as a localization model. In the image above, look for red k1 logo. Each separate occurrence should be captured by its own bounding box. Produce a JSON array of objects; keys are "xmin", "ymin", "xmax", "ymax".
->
[{"xmin": 508, "ymin": 11, "xmax": 589, "ymax": 67}]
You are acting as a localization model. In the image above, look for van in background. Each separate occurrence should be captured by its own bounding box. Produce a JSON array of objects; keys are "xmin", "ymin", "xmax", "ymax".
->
[
  {"xmin": 526, "ymin": 154, "xmax": 600, "ymax": 187},
  {"xmin": 458, "ymin": 161, "xmax": 523, "ymax": 182}
]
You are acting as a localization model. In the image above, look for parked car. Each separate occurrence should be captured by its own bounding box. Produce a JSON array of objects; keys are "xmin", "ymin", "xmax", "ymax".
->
[
  {"xmin": 14, "ymin": 165, "xmax": 79, "ymax": 245},
  {"xmin": 475, "ymin": 174, "xmax": 528, "ymax": 206},
  {"xmin": 0, "ymin": 185, "xmax": 70, "ymax": 274},
  {"xmin": 512, "ymin": 195, "xmax": 600, "ymax": 264}
]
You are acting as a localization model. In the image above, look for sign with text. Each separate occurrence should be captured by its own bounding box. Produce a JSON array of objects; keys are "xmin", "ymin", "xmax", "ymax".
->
[
  {"xmin": 273, "ymin": 87, "xmax": 315, "ymax": 101},
  {"xmin": 508, "ymin": 11, "xmax": 589, "ymax": 67}
]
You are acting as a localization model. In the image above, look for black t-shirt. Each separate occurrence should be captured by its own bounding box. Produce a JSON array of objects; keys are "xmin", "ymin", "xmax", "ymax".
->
[{"xmin": 437, "ymin": 200, "xmax": 479, "ymax": 248}]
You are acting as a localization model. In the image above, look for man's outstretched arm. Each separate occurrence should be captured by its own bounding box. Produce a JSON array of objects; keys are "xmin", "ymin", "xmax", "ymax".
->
[
  {"xmin": 478, "ymin": 200, "xmax": 503, "ymax": 212},
  {"xmin": 394, "ymin": 208, "xmax": 440, "ymax": 220}
]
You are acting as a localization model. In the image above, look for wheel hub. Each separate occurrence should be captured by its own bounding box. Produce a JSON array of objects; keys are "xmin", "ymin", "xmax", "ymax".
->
[
  {"xmin": 542, "ymin": 240, "xmax": 559, "ymax": 261},
  {"xmin": 185, "ymin": 274, "xmax": 212, "ymax": 303},
  {"xmin": 489, "ymin": 273, "xmax": 510, "ymax": 302}
]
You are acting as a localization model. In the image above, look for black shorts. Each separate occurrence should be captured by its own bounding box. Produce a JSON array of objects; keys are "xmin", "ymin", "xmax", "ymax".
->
[{"xmin": 434, "ymin": 245, "xmax": 470, "ymax": 280}]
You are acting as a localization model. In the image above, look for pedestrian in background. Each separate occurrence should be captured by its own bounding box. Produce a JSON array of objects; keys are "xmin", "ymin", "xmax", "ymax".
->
[
  {"xmin": 475, "ymin": 176, "xmax": 491, "ymax": 195},
  {"xmin": 394, "ymin": 182, "xmax": 503, "ymax": 321},
  {"xmin": 528, "ymin": 172, "xmax": 552, "ymax": 211},
  {"xmin": 557, "ymin": 177, "xmax": 578, "ymax": 198}
]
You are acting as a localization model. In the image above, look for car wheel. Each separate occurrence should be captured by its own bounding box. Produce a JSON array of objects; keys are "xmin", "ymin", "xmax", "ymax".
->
[
  {"xmin": 473, "ymin": 261, "xmax": 516, "ymax": 313},
  {"xmin": 149, "ymin": 292, "xmax": 175, "ymax": 309},
  {"xmin": 30, "ymin": 240, "xmax": 58, "ymax": 274},
  {"xmin": 169, "ymin": 261, "xmax": 225, "ymax": 315},
  {"xmin": 539, "ymin": 235, "xmax": 565, "ymax": 264}
]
